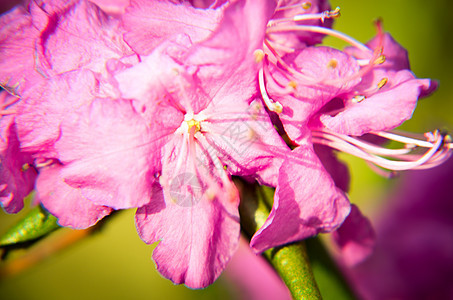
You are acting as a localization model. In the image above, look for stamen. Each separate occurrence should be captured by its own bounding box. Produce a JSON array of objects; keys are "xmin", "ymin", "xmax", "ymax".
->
[
  {"xmin": 259, "ymin": 68, "xmax": 283, "ymax": 113},
  {"xmin": 374, "ymin": 55, "xmax": 386, "ymax": 65},
  {"xmin": 275, "ymin": 2, "xmax": 311, "ymax": 12},
  {"xmin": 264, "ymin": 40, "xmax": 319, "ymax": 83},
  {"xmin": 268, "ymin": 7, "xmax": 341, "ymax": 26},
  {"xmin": 302, "ymin": 2, "xmax": 312, "ymax": 10},
  {"xmin": 352, "ymin": 95, "xmax": 366, "ymax": 103},
  {"xmin": 327, "ymin": 59, "xmax": 338, "ymax": 69},
  {"xmin": 288, "ymin": 81, "xmax": 297, "ymax": 89},
  {"xmin": 377, "ymin": 77, "xmax": 388, "ymax": 89},
  {"xmin": 267, "ymin": 25, "xmax": 371, "ymax": 53},
  {"xmin": 186, "ymin": 119, "xmax": 201, "ymax": 134},
  {"xmin": 21, "ymin": 163, "xmax": 31, "ymax": 172},
  {"xmin": 253, "ymin": 49, "xmax": 265, "ymax": 63},
  {"xmin": 312, "ymin": 129, "xmax": 453, "ymax": 173}
]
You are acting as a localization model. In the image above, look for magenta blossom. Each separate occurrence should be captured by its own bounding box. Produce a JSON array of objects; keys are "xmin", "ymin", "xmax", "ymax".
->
[
  {"xmin": 250, "ymin": 4, "xmax": 451, "ymax": 257},
  {"xmin": 119, "ymin": 0, "xmax": 288, "ymax": 287},
  {"xmin": 1, "ymin": 0, "xmax": 289, "ymax": 288},
  {"xmin": 1, "ymin": 0, "xmax": 452, "ymax": 292}
]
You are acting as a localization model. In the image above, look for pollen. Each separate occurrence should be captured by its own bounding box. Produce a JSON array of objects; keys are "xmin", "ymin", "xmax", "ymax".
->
[
  {"xmin": 374, "ymin": 55, "xmax": 386, "ymax": 65},
  {"xmin": 327, "ymin": 59, "xmax": 338, "ymax": 69},
  {"xmin": 21, "ymin": 163, "xmax": 31, "ymax": 172},
  {"xmin": 352, "ymin": 95, "xmax": 366, "ymax": 103},
  {"xmin": 302, "ymin": 2, "xmax": 312, "ymax": 9},
  {"xmin": 377, "ymin": 77, "xmax": 388, "ymax": 89},
  {"xmin": 186, "ymin": 119, "xmax": 201, "ymax": 133},
  {"xmin": 253, "ymin": 49, "xmax": 265, "ymax": 63},
  {"xmin": 288, "ymin": 80, "xmax": 298, "ymax": 89}
]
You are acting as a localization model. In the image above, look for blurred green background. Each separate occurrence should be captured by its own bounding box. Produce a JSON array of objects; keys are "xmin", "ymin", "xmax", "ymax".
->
[{"xmin": 1, "ymin": 0, "xmax": 452, "ymax": 299}]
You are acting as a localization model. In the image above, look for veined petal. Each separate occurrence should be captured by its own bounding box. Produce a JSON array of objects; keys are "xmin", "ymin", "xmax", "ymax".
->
[
  {"xmin": 345, "ymin": 32, "xmax": 410, "ymax": 71},
  {"xmin": 88, "ymin": 0, "xmax": 130, "ymax": 15},
  {"xmin": 36, "ymin": 0, "xmax": 134, "ymax": 77},
  {"xmin": 123, "ymin": 0, "xmax": 223, "ymax": 56},
  {"xmin": 250, "ymin": 144, "xmax": 350, "ymax": 253},
  {"xmin": 332, "ymin": 204, "xmax": 375, "ymax": 267},
  {"xmin": 314, "ymin": 144, "xmax": 350, "ymax": 192},
  {"xmin": 56, "ymin": 98, "xmax": 157, "ymax": 209},
  {"xmin": 0, "ymin": 93, "xmax": 36, "ymax": 213},
  {"xmin": 36, "ymin": 164, "xmax": 112, "ymax": 229},
  {"xmin": 136, "ymin": 183, "xmax": 240, "ymax": 288},
  {"xmin": 0, "ymin": 5, "xmax": 44, "ymax": 95},
  {"xmin": 202, "ymin": 99, "xmax": 288, "ymax": 187},
  {"xmin": 267, "ymin": 46, "xmax": 360, "ymax": 142},
  {"xmin": 16, "ymin": 70, "xmax": 98, "ymax": 157},
  {"xmin": 319, "ymin": 70, "xmax": 433, "ymax": 136},
  {"xmin": 187, "ymin": 0, "xmax": 277, "ymax": 106}
]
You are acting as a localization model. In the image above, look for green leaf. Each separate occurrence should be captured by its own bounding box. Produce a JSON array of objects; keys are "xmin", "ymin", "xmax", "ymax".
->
[{"xmin": 0, "ymin": 205, "xmax": 60, "ymax": 247}]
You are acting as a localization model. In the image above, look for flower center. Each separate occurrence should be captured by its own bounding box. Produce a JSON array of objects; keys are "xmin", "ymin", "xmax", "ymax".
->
[
  {"xmin": 176, "ymin": 112, "xmax": 207, "ymax": 136},
  {"xmin": 186, "ymin": 119, "xmax": 201, "ymax": 134}
]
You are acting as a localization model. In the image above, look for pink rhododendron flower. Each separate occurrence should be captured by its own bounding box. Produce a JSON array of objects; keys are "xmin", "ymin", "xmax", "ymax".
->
[
  {"xmin": 1, "ymin": 0, "xmax": 289, "ymax": 288},
  {"xmin": 1, "ymin": 0, "xmax": 452, "ymax": 292},
  {"xmin": 250, "ymin": 3, "xmax": 451, "ymax": 256},
  {"xmin": 119, "ymin": 0, "xmax": 287, "ymax": 287}
]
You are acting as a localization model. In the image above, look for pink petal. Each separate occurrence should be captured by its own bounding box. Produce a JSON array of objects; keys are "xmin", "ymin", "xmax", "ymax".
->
[
  {"xmin": 56, "ymin": 98, "xmax": 157, "ymax": 209},
  {"xmin": 345, "ymin": 33, "xmax": 410, "ymax": 71},
  {"xmin": 0, "ymin": 5, "xmax": 44, "ymax": 95},
  {"xmin": 36, "ymin": 164, "xmax": 112, "ymax": 229},
  {"xmin": 268, "ymin": 0, "xmax": 333, "ymax": 48},
  {"xmin": 250, "ymin": 144, "xmax": 351, "ymax": 253},
  {"xmin": 187, "ymin": 0, "xmax": 277, "ymax": 104},
  {"xmin": 332, "ymin": 204, "xmax": 375, "ymax": 267},
  {"xmin": 202, "ymin": 99, "xmax": 288, "ymax": 187},
  {"xmin": 0, "ymin": 93, "xmax": 36, "ymax": 213},
  {"xmin": 122, "ymin": 0, "xmax": 222, "ymax": 56},
  {"xmin": 36, "ymin": 0, "xmax": 134, "ymax": 77},
  {"xmin": 225, "ymin": 237, "xmax": 291, "ymax": 300},
  {"xmin": 136, "ymin": 183, "xmax": 240, "ymax": 288},
  {"xmin": 267, "ymin": 46, "xmax": 360, "ymax": 142},
  {"xmin": 88, "ymin": 0, "xmax": 130, "ymax": 15},
  {"xmin": 16, "ymin": 70, "xmax": 98, "ymax": 157},
  {"xmin": 319, "ymin": 69, "xmax": 433, "ymax": 136},
  {"xmin": 314, "ymin": 144, "xmax": 350, "ymax": 192}
]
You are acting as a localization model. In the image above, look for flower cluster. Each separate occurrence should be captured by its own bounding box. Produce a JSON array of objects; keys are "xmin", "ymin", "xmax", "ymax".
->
[{"xmin": 0, "ymin": 0, "xmax": 451, "ymax": 288}]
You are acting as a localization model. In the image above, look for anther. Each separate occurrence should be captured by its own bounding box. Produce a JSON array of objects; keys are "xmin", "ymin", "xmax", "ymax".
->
[
  {"xmin": 259, "ymin": 68, "xmax": 283, "ymax": 114},
  {"xmin": 302, "ymin": 2, "xmax": 312, "ymax": 9},
  {"xmin": 253, "ymin": 49, "xmax": 265, "ymax": 63},
  {"xmin": 21, "ymin": 163, "xmax": 31, "ymax": 172},
  {"xmin": 377, "ymin": 77, "xmax": 388, "ymax": 89},
  {"xmin": 374, "ymin": 55, "xmax": 386, "ymax": 65},
  {"xmin": 352, "ymin": 95, "xmax": 366, "ymax": 103},
  {"xmin": 327, "ymin": 59, "xmax": 338, "ymax": 69},
  {"xmin": 186, "ymin": 119, "xmax": 201, "ymax": 134},
  {"xmin": 322, "ymin": 7, "xmax": 340, "ymax": 22},
  {"xmin": 288, "ymin": 81, "xmax": 297, "ymax": 89}
]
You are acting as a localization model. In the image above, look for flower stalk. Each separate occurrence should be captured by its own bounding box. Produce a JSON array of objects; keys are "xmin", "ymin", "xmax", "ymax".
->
[{"xmin": 235, "ymin": 179, "xmax": 322, "ymax": 300}]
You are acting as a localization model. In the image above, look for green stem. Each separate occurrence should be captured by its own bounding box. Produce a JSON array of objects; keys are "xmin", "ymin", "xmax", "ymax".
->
[
  {"xmin": 263, "ymin": 242, "xmax": 322, "ymax": 300},
  {"xmin": 235, "ymin": 179, "xmax": 322, "ymax": 300}
]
